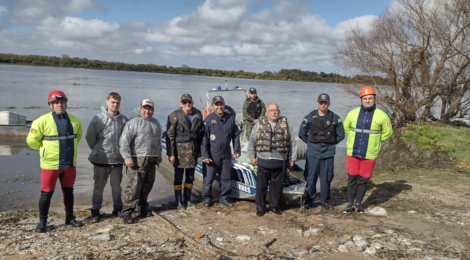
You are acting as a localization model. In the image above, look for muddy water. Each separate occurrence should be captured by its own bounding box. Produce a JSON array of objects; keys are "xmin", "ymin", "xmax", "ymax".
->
[{"xmin": 1, "ymin": 64, "xmax": 443, "ymax": 212}]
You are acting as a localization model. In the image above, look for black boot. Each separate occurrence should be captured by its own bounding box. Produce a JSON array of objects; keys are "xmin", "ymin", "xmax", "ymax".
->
[
  {"xmin": 90, "ymin": 209, "xmax": 101, "ymax": 223},
  {"xmin": 347, "ymin": 174, "xmax": 359, "ymax": 205},
  {"xmin": 112, "ymin": 207, "xmax": 122, "ymax": 218},
  {"xmin": 35, "ymin": 216, "xmax": 47, "ymax": 233},
  {"xmin": 174, "ymin": 187, "xmax": 186, "ymax": 211},
  {"xmin": 37, "ymin": 190, "xmax": 53, "ymax": 233},
  {"xmin": 183, "ymin": 185, "xmax": 196, "ymax": 208},
  {"xmin": 65, "ymin": 215, "xmax": 82, "ymax": 227}
]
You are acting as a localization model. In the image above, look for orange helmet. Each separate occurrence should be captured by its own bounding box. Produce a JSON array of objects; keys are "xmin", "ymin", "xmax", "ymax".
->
[
  {"xmin": 48, "ymin": 90, "xmax": 68, "ymax": 104},
  {"xmin": 359, "ymin": 86, "xmax": 376, "ymax": 98}
]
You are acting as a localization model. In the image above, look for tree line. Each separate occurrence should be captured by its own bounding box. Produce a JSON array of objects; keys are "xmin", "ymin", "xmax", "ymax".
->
[{"xmin": 0, "ymin": 52, "xmax": 383, "ymax": 84}]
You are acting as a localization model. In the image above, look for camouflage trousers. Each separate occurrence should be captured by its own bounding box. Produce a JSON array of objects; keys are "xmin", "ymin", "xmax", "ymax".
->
[
  {"xmin": 245, "ymin": 121, "xmax": 254, "ymax": 141},
  {"xmin": 121, "ymin": 157, "xmax": 157, "ymax": 216}
]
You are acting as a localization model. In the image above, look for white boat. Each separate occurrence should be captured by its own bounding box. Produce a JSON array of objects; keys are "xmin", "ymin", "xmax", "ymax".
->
[
  {"xmin": 159, "ymin": 87, "xmax": 307, "ymax": 203},
  {"xmin": 0, "ymin": 111, "xmax": 31, "ymax": 137}
]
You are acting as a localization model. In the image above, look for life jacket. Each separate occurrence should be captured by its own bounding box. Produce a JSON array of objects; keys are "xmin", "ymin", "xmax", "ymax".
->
[
  {"xmin": 246, "ymin": 98, "xmax": 263, "ymax": 120},
  {"xmin": 255, "ymin": 116, "xmax": 290, "ymax": 153},
  {"xmin": 307, "ymin": 110, "xmax": 336, "ymax": 144},
  {"xmin": 175, "ymin": 108, "xmax": 203, "ymax": 143}
]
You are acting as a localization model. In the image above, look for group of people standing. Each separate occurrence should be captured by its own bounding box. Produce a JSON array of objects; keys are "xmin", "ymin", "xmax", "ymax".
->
[{"xmin": 26, "ymin": 85, "xmax": 392, "ymax": 233}]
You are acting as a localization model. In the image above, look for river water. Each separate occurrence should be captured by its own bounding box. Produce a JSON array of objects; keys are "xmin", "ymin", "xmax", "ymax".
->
[{"xmin": 0, "ymin": 64, "xmax": 360, "ymax": 212}]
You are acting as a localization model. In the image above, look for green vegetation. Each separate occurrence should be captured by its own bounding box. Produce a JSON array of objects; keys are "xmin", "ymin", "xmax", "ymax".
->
[
  {"xmin": 401, "ymin": 123, "xmax": 470, "ymax": 169},
  {"xmin": 0, "ymin": 52, "xmax": 359, "ymax": 83}
]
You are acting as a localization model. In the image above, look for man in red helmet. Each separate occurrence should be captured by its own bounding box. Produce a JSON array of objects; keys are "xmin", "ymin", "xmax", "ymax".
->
[
  {"xmin": 27, "ymin": 90, "xmax": 83, "ymax": 232},
  {"xmin": 343, "ymin": 86, "xmax": 393, "ymax": 214}
]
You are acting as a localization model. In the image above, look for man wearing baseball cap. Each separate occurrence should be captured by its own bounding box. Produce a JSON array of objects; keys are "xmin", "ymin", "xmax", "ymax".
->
[
  {"xmin": 299, "ymin": 93, "xmax": 344, "ymax": 211},
  {"xmin": 201, "ymin": 96, "xmax": 241, "ymax": 207},
  {"xmin": 119, "ymin": 99, "xmax": 162, "ymax": 224},
  {"xmin": 243, "ymin": 87, "xmax": 266, "ymax": 141},
  {"xmin": 165, "ymin": 94, "xmax": 203, "ymax": 211}
]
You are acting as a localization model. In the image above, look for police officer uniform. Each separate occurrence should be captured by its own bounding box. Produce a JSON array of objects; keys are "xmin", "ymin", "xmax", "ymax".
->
[
  {"xmin": 201, "ymin": 96, "xmax": 241, "ymax": 206},
  {"xmin": 299, "ymin": 93, "xmax": 345, "ymax": 209}
]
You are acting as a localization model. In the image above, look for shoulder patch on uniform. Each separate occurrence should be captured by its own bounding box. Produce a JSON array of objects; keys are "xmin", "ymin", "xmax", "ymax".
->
[
  {"xmin": 30, "ymin": 128, "xmax": 38, "ymax": 134},
  {"xmin": 312, "ymin": 115, "xmax": 317, "ymax": 119},
  {"xmin": 338, "ymin": 118, "xmax": 342, "ymax": 123}
]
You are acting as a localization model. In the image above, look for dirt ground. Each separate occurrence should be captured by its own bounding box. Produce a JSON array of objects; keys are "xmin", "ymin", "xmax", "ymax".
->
[{"xmin": 1, "ymin": 168, "xmax": 469, "ymax": 260}]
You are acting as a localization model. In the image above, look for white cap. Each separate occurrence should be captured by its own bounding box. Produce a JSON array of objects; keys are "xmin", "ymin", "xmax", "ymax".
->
[{"xmin": 141, "ymin": 99, "xmax": 154, "ymax": 108}]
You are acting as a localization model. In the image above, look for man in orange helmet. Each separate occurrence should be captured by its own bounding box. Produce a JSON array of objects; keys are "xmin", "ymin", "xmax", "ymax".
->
[
  {"xmin": 343, "ymin": 86, "xmax": 393, "ymax": 214},
  {"xmin": 27, "ymin": 90, "xmax": 82, "ymax": 232}
]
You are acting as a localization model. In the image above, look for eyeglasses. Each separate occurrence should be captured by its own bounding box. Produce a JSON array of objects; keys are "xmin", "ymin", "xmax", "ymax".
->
[{"xmin": 181, "ymin": 101, "xmax": 192, "ymax": 105}]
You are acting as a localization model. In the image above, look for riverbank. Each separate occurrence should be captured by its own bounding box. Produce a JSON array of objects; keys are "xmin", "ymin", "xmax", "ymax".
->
[{"xmin": 1, "ymin": 164, "xmax": 469, "ymax": 259}]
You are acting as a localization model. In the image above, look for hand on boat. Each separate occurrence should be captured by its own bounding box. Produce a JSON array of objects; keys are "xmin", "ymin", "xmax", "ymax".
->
[
  {"xmin": 234, "ymin": 153, "xmax": 240, "ymax": 159},
  {"xmin": 250, "ymin": 157, "xmax": 257, "ymax": 165},
  {"xmin": 202, "ymin": 158, "xmax": 212, "ymax": 164},
  {"xmin": 168, "ymin": 156, "xmax": 175, "ymax": 164},
  {"xmin": 124, "ymin": 157, "xmax": 134, "ymax": 167}
]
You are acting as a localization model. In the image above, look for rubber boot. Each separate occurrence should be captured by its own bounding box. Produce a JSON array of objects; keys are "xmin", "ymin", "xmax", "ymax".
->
[
  {"xmin": 174, "ymin": 186, "xmax": 186, "ymax": 211},
  {"xmin": 183, "ymin": 184, "xmax": 196, "ymax": 208},
  {"xmin": 347, "ymin": 174, "xmax": 359, "ymax": 205},
  {"xmin": 63, "ymin": 187, "xmax": 82, "ymax": 227},
  {"xmin": 35, "ymin": 216, "xmax": 47, "ymax": 233},
  {"xmin": 36, "ymin": 190, "xmax": 53, "ymax": 233}
]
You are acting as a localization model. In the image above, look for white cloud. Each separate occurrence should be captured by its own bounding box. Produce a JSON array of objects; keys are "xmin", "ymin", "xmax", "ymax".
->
[
  {"xmin": 63, "ymin": 0, "xmax": 102, "ymax": 14},
  {"xmin": 0, "ymin": 0, "xmax": 391, "ymax": 73},
  {"xmin": 0, "ymin": 6, "xmax": 7, "ymax": 17}
]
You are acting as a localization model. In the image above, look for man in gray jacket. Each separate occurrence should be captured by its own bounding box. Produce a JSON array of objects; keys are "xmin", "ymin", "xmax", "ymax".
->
[
  {"xmin": 119, "ymin": 99, "xmax": 162, "ymax": 224},
  {"xmin": 248, "ymin": 103, "xmax": 297, "ymax": 216},
  {"xmin": 86, "ymin": 92, "xmax": 128, "ymax": 222}
]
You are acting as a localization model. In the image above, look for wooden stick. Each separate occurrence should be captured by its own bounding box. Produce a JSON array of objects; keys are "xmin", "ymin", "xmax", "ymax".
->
[
  {"xmin": 154, "ymin": 212, "xmax": 234, "ymax": 260},
  {"xmin": 264, "ymin": 238, "xmax": 277, "ymax": 248}
]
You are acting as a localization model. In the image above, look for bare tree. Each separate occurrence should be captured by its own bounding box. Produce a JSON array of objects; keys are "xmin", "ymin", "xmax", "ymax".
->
[{"xmin": 334, "ymin": 0, "xmax": 470, "ymax": 127}]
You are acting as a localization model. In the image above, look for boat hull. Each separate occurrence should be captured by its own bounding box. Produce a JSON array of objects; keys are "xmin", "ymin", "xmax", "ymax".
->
[{"xmin": 0, "ymin": 124, "xmax": 31, "ymax": 137}]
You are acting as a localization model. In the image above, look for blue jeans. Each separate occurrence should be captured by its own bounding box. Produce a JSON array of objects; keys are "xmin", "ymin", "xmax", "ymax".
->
[{"xmin": 304, "ymin": 156, "xmax": 334, "ymax": 204}]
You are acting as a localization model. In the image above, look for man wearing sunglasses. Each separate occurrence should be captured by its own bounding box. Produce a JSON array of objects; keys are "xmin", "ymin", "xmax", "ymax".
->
[
  {"xmin": 27, "ymin": 90, "xmax": 83, "ymax": 233},
  {"xmin": 243, "ymin": 87, "xmax": 266, "ymax": 141},
  {"xmin": 165, "ymin": 94, "xmax": 203, "ymax": 211},
  {"xmin": 299, "ymin": 93, "xmax": 344, "ymax": 211}
]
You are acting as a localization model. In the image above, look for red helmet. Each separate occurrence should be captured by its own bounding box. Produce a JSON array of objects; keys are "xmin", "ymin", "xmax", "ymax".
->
[
  {"xmin": 359, "ymin": 86, "xmax": 376, "ymax": 98},
  {"xmin": 48, "ymin": 90, "xmax": 68, "ymax": 104}
]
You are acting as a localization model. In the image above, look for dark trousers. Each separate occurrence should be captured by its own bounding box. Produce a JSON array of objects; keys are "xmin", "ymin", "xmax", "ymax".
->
[
  {"xmin": 304, "ymin": 156, "xmax": 334, "ymax": 204},
  {"xmin": 202, "ymin": 155, "xmax": 232, "ymax": 202},
  {"xmin": 174, "ymin": 167, "xmax": 195, "ymax": 185},
  {"xmin": 255, "ymin": 165, "xmax": 284, "ymax": 209}
]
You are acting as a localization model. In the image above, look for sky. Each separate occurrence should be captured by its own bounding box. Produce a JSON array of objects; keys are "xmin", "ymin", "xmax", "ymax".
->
[{"xmin": 0, "ymin": 0, "xmax": 395, "ymax": 74}]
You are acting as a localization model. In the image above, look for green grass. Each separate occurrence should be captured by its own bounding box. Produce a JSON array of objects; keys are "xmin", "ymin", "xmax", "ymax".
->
[{"xmin": 401, "ymin": 123, "xmax": 470, "ymax": 169}]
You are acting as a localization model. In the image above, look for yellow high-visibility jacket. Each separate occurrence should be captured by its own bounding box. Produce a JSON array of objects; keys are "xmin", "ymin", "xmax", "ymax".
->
[
  {"xmin": 344, "ymin": 106, "xmax": 393, "ymax": 159},
  {"xmin": 27, "ymin": 112, "xmax": 82, "ymax": 170}
]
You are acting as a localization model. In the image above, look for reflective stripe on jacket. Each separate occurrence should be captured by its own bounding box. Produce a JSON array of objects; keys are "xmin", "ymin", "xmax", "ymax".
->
[
  {"xmin": 26, "ymin": 112, "xmax": 82, "ymax": 170},
  {"xmin": 344, "ymin": 106, "xmax": 393, "ymax": 159}
]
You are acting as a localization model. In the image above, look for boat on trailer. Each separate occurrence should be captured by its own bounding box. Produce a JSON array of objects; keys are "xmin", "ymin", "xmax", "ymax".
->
[{"xmin": 160, "ymin": 87, "xmax": 307, "ymax": 203}]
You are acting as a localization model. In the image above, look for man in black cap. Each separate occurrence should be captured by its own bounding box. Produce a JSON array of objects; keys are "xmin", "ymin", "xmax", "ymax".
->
[
  {"xmin": 298, "ymin": 93, "xmax": 344, "ymax": 210},
  {"xmin": 201, "ymin": 96, "xmax": 241, "ymax": 207},
  {"xmin": 243, "ymin": 87, "xmax": 266, "ymax": 141},
  {"xmin": 165, "ymin": 94, "xmax": 204, "ymax": 211}
]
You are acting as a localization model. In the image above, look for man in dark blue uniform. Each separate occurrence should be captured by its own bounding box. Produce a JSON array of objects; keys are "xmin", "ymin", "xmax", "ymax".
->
[
  {"xmin": 299, "ymin": 93, "xmax": 345, "ymax": 210},
  {"xmin": 201, "ymin": 96, "xmax": 241, "ymax": 207}
]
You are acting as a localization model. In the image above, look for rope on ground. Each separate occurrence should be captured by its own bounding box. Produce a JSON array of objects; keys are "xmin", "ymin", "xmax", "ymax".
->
[{"xmin": 154, "ymin": 211, "xmax": 236, "ymax": 260}]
